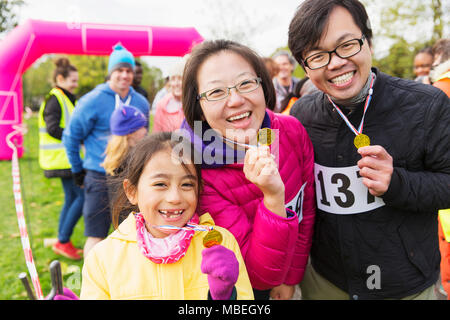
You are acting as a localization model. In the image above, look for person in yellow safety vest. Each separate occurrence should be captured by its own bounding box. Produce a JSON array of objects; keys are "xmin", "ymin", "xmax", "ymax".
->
[{"xmin": 38, "ymin": 57, "xmax": 83, "ymax": 260}]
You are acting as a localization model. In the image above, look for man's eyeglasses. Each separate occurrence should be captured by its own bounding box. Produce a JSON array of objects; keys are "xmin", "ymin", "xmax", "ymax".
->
[
  {"xmin": 198, "ymin": 77, "xmax": 262, "ymax": 102},
  {"xmin": 303, "ymin": 35, "xmax": 366, "ymax": 70}
]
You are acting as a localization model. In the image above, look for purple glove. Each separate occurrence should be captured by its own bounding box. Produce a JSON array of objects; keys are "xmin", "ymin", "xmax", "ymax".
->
[
  {"xmin": 53, "ymin": 288, "xmax": 79, "ymax": 300},
  {"xmin": 201, "ymin": 245, "xmax": 239, "ymax": 300}
]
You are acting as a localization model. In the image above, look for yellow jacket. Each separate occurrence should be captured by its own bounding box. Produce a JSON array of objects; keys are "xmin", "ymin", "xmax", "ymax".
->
[{"xmin": 80, "ymin": 213, "xmax": 254, "ymax": 300}]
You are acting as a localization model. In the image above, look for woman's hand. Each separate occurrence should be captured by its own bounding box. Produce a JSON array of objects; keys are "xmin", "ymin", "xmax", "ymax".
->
[{"xmin": 244, "ymin": 146, "xmax": 286, "ymax": 217}]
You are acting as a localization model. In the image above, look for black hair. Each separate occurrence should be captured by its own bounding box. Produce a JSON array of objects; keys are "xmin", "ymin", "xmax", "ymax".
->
[
  {"xmin": 53, "ymin": 57, "xmax": 77, "ymax": 83},
  {"xmin": 288, "ymin": 0, "xmax": 372, "ymax": 67},
  {"xmin": 110, "ymin": 132, "xmax": 202, "ymax": 229},
  {"xmin": 182, "ymin": 39, "xmax": 276, "ymax": 128}
]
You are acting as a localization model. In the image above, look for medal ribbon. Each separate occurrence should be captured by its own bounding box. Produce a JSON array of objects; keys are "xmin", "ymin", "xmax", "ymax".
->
[
  {"xmin": 115, "ymin": 94, "xmax": 131, "ymax": 110},
  {"xmin": 326, "ymin": 74, "xmax": 374, "ymax": 136},
  {"xmin": 153, "ymin": 223, "xmax": 214, "ymax": 232}
]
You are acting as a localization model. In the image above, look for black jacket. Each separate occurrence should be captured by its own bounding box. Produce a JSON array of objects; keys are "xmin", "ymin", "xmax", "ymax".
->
[{"xmin": 290, "ymin": 69, "xmax": 450, "ymax": 299}]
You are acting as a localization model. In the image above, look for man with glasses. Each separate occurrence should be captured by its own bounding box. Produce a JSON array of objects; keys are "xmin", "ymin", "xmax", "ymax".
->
[{"xmin": 288, "ymin": 0, "xmax": 450, "ymax": 300}]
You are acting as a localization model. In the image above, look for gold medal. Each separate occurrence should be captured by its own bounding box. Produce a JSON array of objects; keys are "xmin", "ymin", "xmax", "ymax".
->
[
  {"xmin": 257, "ymin": 128, "xmax": 273, "ymax": 146},
  {"xmin": 354, "ymin": 133, "xmax": 370, "ymax": 149},
  {"xmin": 203, "ymin": 229, "xmax": 223, "ymax": 248}
]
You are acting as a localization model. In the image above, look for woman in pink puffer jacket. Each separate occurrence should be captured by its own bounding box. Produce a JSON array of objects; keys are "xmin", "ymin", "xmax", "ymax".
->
[{"xmin": 180, "ymin": 40, "xmax": 315, "ymax": 300}]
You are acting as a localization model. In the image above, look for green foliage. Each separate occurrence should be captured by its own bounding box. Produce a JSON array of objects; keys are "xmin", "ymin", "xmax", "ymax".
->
[
  {"xmin": 136, "ymin": 58, "xmax": 165, "ymax": 103},
  {"xmin": 0, "ymin": 0, "xmax": 24, "ymax": 34},
  {"xmin": 22, "ymin": 58, "xmax": 53, "ymax": 109},
  {"xmin": 0, "ymin": 114, "xmax": 84, "ymax": 299},
  {"xmin": 69, "ymin": 55, "xmax": 109, "ymax": 97},
  {"xmin": 372, "ymin": 39, "xmax": 414, "ymax": 79}
]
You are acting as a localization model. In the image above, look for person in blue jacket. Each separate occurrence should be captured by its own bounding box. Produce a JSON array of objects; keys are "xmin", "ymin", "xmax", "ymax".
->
[{"xmin": 63, "ymin": 43, "xmax": 150, "ymax": 255}]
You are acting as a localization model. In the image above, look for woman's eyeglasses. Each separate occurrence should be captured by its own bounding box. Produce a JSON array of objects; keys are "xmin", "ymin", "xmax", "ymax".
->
[{"xmin": 197, "ymin": 77, "xmax": 262, "ymax": 101}]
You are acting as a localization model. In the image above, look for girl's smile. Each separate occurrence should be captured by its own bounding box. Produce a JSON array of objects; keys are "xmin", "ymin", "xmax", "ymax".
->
[{"xmin": 124, "ymin": 149, "xmax": 198, "ymax": 238}]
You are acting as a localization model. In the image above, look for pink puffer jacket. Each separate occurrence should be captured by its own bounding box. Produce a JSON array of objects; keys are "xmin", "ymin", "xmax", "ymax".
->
[{"xmin": 198, "ymin": 110, "xmax": 316, "ymax": 290}]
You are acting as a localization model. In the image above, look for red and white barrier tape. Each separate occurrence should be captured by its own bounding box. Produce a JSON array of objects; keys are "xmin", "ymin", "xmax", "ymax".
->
[{"xmin": 6, "ymin": 125, "xmax": 44, "ymax": 300}]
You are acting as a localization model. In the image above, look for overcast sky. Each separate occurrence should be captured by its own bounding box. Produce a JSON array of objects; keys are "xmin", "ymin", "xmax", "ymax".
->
[{"xmin": 15, "ymin": 0, "xmax": 305, "ymax": 76}]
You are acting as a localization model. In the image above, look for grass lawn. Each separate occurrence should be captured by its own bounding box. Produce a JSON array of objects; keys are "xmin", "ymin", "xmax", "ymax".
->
[
  {"xmin": 0, "ymin": 113, "xmax": 85, "ymax": 299},
  {"xmin": 0, "ymin": 112, "xmax": 155, "ymax": 300}
]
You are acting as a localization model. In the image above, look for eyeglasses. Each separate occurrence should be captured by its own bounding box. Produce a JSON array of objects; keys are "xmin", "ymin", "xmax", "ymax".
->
[
  {"xmin": 197, "ymin": 77, "xmax": 262, "ymax": 102},
  {"xmin": 303, "ymin": 35, "xmax": 366, "ymax": 70}
]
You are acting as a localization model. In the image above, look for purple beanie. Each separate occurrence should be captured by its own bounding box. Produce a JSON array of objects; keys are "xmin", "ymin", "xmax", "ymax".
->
[{"xmin": 110, "ymin": 105, "xmax": 147, "ymax": 136}]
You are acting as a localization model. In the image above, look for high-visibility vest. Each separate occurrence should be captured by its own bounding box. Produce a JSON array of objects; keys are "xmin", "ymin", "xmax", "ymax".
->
[
  {"xmin": 436, "ymin": 71, "xmax": 450, "ymax": 82},
  {"xmin": 38, "ymin": 88, "xmax": 76, "ymax": 170},
  {"xmin": 439, "ymin": 209, "xmax": 450, "ymax": 243}
]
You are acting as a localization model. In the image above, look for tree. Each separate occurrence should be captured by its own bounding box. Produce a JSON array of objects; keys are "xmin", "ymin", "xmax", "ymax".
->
[
  {"xmin": 372, "ymin": 39, "xmax": 416, "ymax": 79},
  {"xmin": 0, "ymin": 0, "xmax": 24, "ymax": 35},
  {"xmin": 22, "ymin": 57, "xmax": 53, "ymax": 110},
  {"xmin": 362, "ymin": 0, "xmax": 449, "ymax": 79},
  {"xmin": 362, "ymin": 0, "xmax": 448, "ymax": 42},
  {"xmin": 136, "ymin": 58, "xmax": 164, "ymax": 103}
]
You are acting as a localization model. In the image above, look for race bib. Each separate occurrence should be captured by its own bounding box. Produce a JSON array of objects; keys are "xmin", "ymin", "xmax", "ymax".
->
[
  {"xmin": 286, "ymin": 182, "xmax": 307, "ymax": 224},
  {"xmin": 314, "ymin": 163, "xmax": 385, "ymax": 215}
]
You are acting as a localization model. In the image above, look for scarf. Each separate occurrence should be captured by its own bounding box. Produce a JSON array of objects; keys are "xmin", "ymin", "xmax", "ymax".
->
[{"xmin": 134, "ymin": 212, "xmax": 198, "ymax": 264}]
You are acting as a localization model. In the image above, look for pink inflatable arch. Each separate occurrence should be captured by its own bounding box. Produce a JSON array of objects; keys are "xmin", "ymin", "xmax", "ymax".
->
[{"xmin": 0, "ymin": 19, "xmax": 203, "ymax": 160}]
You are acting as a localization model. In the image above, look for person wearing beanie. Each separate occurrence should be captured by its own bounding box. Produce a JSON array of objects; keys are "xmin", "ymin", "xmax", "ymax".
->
[
  {"xmin": 153, "ymin": 58, "xmax": 186, "ymax": 132},
  {"xmin": 108, "ymin": 43, "xmax": 136, "ymax": 75},
  {"xmin": 103, "ymin": 105, "xmax": 148, "ymax": 176},
  {"xmin": 102, "ymin": 105, "xmax": 148, "ymax": 225},
  {"xmin": 63, "ymin": 42, "xmax": 149, "ymax": 256}
]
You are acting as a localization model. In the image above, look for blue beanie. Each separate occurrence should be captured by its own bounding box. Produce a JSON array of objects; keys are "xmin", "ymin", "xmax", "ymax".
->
[
  {"xmin": 110, "ymin": 105, "xmax": 147, "ymax": 136},
  {"xmin": 108, "ymin": 43, "xmax": 135, "ymax": 74}
]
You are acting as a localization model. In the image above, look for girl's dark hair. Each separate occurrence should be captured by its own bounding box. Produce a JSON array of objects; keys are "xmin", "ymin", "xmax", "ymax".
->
[
  {"xmin": 182, "ymin": 39, "xmax": 276, "ymax": 128},
  {"xmin": 53, "ymin": 57, "xmax": 77, "ymax": 83},
  {"xmin": 110, "ymin": 132, "xmax": 202, "ymax": 229},
  {"xmin": 288, "ymin": 0, "xmax": 373, "ymax": 67}
]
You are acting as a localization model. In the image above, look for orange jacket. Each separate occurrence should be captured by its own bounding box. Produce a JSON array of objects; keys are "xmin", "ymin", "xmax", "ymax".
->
[
  {"xmin": 281, "ymin": 97, "xmax": 298, "ymax": 115},
  {"xmin": 433, "ymin": 71, "xmax": 450, "ymax": 98}
]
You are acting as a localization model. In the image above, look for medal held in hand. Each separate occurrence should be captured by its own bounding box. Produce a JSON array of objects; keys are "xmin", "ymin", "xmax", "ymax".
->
[
  {"xmin": 353, "ymin": 133, "xmax": 370, "ymax": 149},
  {"xmin": 203, "ymin": 229, "xmax": 223, "ymax": 248},
  {"xmin": 326, "ymin": 74, "xmax": 375, "ymax": 149},
  {"xmin": 257, "ymin": 128, "xmax": 274, "ymax": 146}
]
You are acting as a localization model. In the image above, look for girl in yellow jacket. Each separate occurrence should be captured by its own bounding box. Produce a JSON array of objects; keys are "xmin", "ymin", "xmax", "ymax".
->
[{"xmin": 80, "ymin": 132, "xmax": 254, "ymax": 300}]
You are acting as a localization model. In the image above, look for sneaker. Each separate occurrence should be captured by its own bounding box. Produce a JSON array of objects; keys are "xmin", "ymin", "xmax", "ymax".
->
[
  {"xmin": 66, "ymin": 241, "xmax": 83, "ymax": 256},
  {"xmin": 52, "ymin": 241, "xmax": 81, "ymax": 260}
]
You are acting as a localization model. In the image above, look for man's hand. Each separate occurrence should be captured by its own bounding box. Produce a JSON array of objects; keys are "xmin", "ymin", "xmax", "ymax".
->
[
  {"xmin": 73, "ymin": 170, "xmax": 86, "ymax": 188},
  {"xmin": 357, "ymin": 145, "xmax": 393, "ymax": 197},
  {"xmin": 270, "ymin": 284, "xmax": 296, "ymax": 300}
]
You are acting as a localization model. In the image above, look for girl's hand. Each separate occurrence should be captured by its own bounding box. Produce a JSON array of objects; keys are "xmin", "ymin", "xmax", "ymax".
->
[
  {"xmin": 201, "ymin": 245, "xmax": 239, "ymax": 300},
  {"xmin": 244, "ymin": 146, "xmax": 286, "ymax": 217}
]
